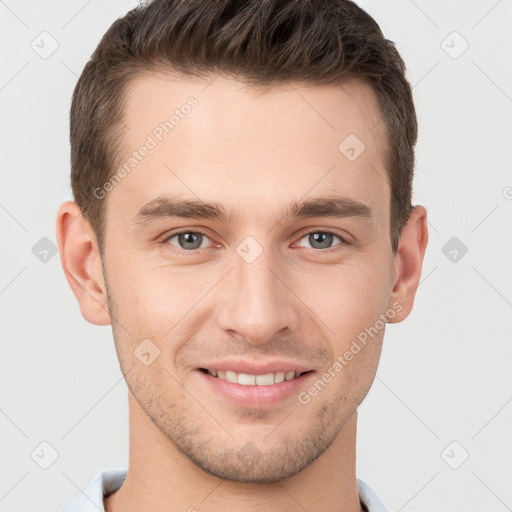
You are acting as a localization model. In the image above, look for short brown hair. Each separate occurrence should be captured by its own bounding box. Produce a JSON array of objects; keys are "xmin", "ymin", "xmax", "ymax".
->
[{"xmin": 70, "ymin": 0, "xmax": 417, "ymax": 253}]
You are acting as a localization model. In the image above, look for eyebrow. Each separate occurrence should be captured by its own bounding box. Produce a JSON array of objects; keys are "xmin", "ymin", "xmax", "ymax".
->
[{"xmin": 131, "ymin": 194, "xmax": 373, "ymax": 225}]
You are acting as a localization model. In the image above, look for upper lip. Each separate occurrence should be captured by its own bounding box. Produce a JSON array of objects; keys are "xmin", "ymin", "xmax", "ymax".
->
[{"xmin": 197, "ymin": 360, "xmax": 314, "ymax": 375}]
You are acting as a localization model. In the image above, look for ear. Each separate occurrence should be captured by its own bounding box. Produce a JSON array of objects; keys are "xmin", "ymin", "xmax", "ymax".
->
[
  {"xmin": 387, "ymin": 205, "xmax": 429, "ymax": 323},
  {"xmin": 56, "ymin": 201, "xmax": 111, "ymax": 326}
]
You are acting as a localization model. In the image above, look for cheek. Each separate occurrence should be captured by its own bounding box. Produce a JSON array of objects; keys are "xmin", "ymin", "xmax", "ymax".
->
[
  {"xmin": 290, "ymin": 262, "xmax": 389, "ymax": 390},
  {"xmin": 106, "ymin": 259, "xmax": 213, "ymax": 344},
  {"xmin": 291, "ymin": 261, "xmax": 391, "ymax": 337}
]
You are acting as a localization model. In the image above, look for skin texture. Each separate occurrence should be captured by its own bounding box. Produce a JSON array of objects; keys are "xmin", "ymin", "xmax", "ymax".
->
[{"xmin": 57, "ymin": 75, "xmax": 428, "ymax": 512}]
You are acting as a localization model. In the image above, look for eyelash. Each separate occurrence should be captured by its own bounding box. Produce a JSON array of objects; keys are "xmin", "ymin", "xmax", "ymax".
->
[{"xmin": 162, "ymin": 229, "xmax": 349, "ymax": 255}]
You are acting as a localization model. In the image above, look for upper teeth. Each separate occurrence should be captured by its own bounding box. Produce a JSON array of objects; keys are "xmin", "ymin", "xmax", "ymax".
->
[{"xmin": 207, "ymin": 369, "xmax": 301, "ymax": 386}]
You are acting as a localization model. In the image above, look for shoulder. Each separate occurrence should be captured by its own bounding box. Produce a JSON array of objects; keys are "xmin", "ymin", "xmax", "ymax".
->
[
  {"xmin": 60, "ymin": 468, "xmax": 127, "ymax": 512},
  {"xmin": 357, "ymin": 478, "xmax": 389, "ymax": 512}
]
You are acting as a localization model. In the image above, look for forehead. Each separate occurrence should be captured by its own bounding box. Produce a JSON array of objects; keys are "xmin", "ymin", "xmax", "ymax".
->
[
  {"xmin": 122, "ymin": 72, "xmax": 387, "ymax": 151},
  {"xmin": 109, "ymin": 72, "xmax": 390, "ymax": 227}
]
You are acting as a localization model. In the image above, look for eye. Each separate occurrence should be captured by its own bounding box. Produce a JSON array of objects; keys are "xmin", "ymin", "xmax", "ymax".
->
[
  {"xmin": 165, "ymin": 230, "xmax": 212, "ymax": 252},
  {"xmin": 162, "ymin": 229, "xmax": 348, "ymax": 255},
  {"xmin": 296, "ymin": 230, "xmax": 347, "ymax": 251}
]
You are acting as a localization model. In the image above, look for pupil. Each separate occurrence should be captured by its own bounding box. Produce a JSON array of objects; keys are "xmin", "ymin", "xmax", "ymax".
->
[
  {"xmin": 180, "ymin": 232, "xmax": 201, "ymax": 250},
  {"xmin": 310, "ymin": 232, "xmax": 332, "ymax": 249},
  {"xmin": 177, "ymin": 232, "xmax": 333, "ymax": 250}
]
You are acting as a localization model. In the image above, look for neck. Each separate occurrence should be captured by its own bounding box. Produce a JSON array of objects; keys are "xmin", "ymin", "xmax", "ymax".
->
[{"xmin": 105, "ymin": 392, "xmax": 364, "ymax": 512}]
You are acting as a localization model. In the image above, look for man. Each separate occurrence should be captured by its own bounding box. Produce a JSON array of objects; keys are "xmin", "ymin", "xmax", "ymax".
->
[{"xmin": 57, "ymin": 0, "xmax": 428, "ymax": 511}]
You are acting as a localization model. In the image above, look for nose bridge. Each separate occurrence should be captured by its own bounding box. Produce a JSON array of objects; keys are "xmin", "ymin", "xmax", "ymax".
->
[{"xmin": 216, "ymin": 240, "xmax": 299, "ymax": 344}]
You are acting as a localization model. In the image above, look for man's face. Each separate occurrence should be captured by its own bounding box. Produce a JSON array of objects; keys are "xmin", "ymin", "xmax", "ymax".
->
[{"xmin": 100, "ymin": 74, "xmax": 398, "ymax": 482}]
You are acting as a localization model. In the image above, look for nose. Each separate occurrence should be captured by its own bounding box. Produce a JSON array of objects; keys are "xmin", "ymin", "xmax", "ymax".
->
[{"xmin": 215, "ymin": 244, "xmax": 300, "ymax": 345}]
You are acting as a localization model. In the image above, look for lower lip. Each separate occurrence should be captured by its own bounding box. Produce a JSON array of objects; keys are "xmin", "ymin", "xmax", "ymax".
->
[{"xmin": 196, "ymin": 370, "xmax": 315, "ymax": 408}]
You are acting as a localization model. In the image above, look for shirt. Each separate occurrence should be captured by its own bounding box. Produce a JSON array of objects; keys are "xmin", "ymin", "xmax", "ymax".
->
[{"xmin": 61, "ymin": 468, "xmax": 389, "ymax": 512}]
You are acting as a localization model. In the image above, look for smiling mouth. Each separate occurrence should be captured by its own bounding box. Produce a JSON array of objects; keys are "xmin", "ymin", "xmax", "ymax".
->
[{"xmin": 199, "ymin": 368, "xmax": 313, "ymax": 386}]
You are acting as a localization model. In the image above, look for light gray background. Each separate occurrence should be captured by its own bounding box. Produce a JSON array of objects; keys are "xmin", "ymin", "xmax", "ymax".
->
[{"xmin": 1, "ymin": 1, "xmax": 511, "ymax": 511}]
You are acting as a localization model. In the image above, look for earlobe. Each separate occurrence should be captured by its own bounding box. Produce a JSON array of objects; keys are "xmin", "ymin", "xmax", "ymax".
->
[
  {"xmin": 387, "ymin": 205, "xmax": 429, "ymax": 323},
  {"xmin": 56, "ymin": 201, "xmax": 111, "ymax": 326}
]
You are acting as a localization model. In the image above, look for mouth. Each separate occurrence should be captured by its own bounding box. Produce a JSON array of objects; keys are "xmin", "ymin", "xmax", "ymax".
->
[{"xmin": 198, "ymin": 368, "xmax": 314, "ymax": 386}]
